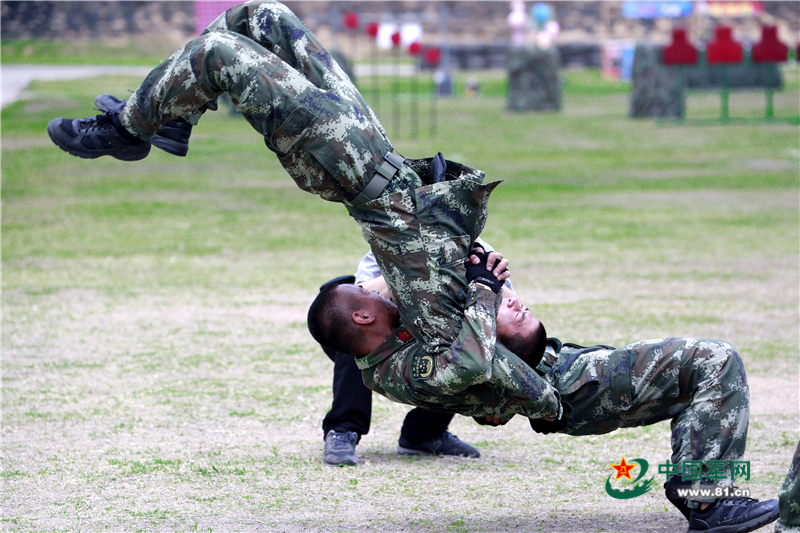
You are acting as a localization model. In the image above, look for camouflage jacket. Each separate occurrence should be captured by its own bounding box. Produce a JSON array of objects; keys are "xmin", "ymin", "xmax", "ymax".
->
[
  {"xmin": 348, "ymin": 159, "xmax": 496, "ymax": 353},
  {"xmin": 355, "ymin": 281, "xmax": 561, "ymax": 420}
]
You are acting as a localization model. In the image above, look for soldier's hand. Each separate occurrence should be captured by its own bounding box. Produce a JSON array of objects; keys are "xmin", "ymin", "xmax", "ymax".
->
[
  {"xmin": 472, "ymin": 415, "xmax": 511, "ymax": 427},
  {"xmin": 467, "ymin": 246, "xmax": 510, "ymax": 281},
  {"xmin": 487, "ymin": 252, "xmax": 509, "ymax": 281},
  {"xmin": 467, "ymin": 245, "xmax": 487, "ymax": 262},
  {"xmin": 528, "ymin": 402, "xmax": 573, "ymax": 434},
  {"xmin": 465, "ymin": 246, "xmax": 507, "ymax": 293}
]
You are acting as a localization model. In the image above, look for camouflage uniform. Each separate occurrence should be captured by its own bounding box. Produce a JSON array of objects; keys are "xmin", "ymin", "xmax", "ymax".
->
[
  {"xmin": 776, "ymin": 441, "xmax": 800, "ymax": 532},
  {"xmin": 356, "ymin": 283, "xmax": 560, "ymax": 420},
  {"xmin": 119, "ymin": 1, "xmax": 561, "ymax": 419},
  {"xmin": 537, "ymin": 337, "xmax": 750, "ymax": 503},
  {"xmin": 121, "ymin": 0, "xmax": 394, "ymax": 203}
]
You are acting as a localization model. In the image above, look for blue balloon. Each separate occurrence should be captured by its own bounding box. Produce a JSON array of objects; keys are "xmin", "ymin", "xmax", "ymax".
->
[{"xmin": 532, "ymin": 3, "xmax": 551, "ymax": 22}]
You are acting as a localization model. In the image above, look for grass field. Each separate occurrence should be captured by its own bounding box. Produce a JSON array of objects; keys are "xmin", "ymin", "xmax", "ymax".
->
[{"xmin": 2, "ymin": 61, "xmax": 799, "ymax": 533}]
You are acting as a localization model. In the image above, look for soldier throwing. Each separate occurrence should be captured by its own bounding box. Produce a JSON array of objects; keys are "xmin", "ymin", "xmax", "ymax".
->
[
  {"xmin": 307, "ymin": 246, "xmax": 780, "ymax": 533},
  {"xmin": 318, "ymin": 241, "xmax": 515, "ymax": 466},
  {"xmin": 317, "ymin": 265, "xmax": 480, "ymax": 467}
]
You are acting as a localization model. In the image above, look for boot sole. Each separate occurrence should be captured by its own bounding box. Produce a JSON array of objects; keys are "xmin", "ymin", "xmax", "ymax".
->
[
  {"xmin": 322, "ymin": 457, "xmax": 358, "ymax": 467},
  {"xmin": 397, "ymin": 442, "xmax": 480, "ymax": 458},
  {"xmin": 152, "ymin": 136, "xmax": 189, "ymax": 157},
  {"xmin": 396, "ymin": 445, "xmax": 434, "ymax": 456}
]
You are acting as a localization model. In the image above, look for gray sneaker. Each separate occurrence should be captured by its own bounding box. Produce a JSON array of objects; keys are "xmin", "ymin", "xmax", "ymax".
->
[
  {"xmin": 397, "ymin": 431, "xmax": 480, "ymax": 458},
  {"xmin": 323, "ymin": 430, "xmax": 359, "ymax": 466}
]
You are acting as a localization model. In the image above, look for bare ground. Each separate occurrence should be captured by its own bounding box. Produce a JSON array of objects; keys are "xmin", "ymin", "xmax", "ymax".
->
[{"xmin": 3, "ymin": 233, "xmax": 798, "ymax": 532}]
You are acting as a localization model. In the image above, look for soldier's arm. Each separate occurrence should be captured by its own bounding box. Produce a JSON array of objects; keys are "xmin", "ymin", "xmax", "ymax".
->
[
  {"xmin": 488, "ymin": 344, "xmax": 562, "ymax": 421},
  {"xmin": 414, "ymin": 245, "xmax": 561, "ymax": 419},
  {"xmin": 411, "ymin": 280, "xmax": 561, "ymax": 420},
  {"xmin": 410, "ymin": 248, "xmax": 505, "ymax": 388}
]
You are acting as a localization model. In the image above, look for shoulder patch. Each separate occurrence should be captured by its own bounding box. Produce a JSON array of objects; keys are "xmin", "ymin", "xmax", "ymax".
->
[{"xmin": 411, "ymin": 354, "xmax": 434, "ymax": 380}]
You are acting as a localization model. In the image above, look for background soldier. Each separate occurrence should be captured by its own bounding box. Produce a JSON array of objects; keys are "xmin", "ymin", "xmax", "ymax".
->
[{"xmin": 775, "ymin": 441, "xmax": 800, "ymax": 532}]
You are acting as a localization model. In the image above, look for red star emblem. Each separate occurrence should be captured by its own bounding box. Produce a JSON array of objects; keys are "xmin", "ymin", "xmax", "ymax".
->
[
  {"xmin": 610, "ymin": 456, "xmax": 637, "ymax": 481},
  {"xmin": 397, "ymin": 329, "xmax": 412, "ymax": 342}
]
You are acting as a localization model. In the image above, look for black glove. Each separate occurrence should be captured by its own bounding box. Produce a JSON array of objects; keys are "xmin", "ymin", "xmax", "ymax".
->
[
  {"xmin": 529, "ymin": 402, "xmax": 573, "ymax": 434},
  {"xmin": 472, "ymin": 415, "xmax": 512, "ymax": 427},
  {"xmin": 464, "ymin": 248, "xmax": 504, "ymax": 293}
]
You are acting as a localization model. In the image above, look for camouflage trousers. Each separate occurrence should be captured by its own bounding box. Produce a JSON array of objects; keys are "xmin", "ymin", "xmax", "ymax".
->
[
  {"xmin": 776, "ymin": 440, "xmax": 800, "ymax": 532},
  {"xmin": 120, "ymin": 0, "xmax": 392, "ymax": 203},
  {"xmin": 539, "ymin": 337, "xmax": 750, "ymax": 502}
]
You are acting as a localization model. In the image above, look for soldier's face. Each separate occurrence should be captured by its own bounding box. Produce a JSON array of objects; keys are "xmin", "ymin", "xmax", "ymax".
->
[{"xmin": 496, "ymin": 296, "xmax": 540, "ymax": 343}]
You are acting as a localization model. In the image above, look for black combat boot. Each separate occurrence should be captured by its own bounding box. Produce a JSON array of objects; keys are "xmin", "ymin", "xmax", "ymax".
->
[
  {"xmin": 94, "ymin": 94, "xmax": 192, "ymax": 157},
  {"xmin": 47, "ymin": 110, "xmax": 150, "ymax": 161},
  {"xmin": 687, "ymin": 497, "xmax": 779, "ymax": 533}
]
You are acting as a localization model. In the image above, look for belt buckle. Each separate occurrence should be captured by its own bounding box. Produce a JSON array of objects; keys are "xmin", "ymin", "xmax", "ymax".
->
[{"xmin": 349, "ymin": 151, "xmax": 405, "ymax": 207}]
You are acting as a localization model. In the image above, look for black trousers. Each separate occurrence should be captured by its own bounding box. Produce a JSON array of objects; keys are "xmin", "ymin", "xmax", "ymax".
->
[{"xmin": 321, "ymin": 348, "xmax": 455, "ymax": 444}]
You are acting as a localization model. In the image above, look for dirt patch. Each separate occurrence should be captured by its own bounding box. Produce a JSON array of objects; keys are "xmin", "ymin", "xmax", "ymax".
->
[{"xmin": 3, "ymin": 270, "xmax": 796, "ymax": 532}]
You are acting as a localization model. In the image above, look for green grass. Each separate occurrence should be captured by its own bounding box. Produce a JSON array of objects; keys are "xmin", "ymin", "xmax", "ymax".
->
[
  {"xmin": 2, "ymin": 65, "xmax": 798, "ymax": 532},
  {"xmin": 1, "ymin": 38, "xmax": 178, "ymax": 66}
]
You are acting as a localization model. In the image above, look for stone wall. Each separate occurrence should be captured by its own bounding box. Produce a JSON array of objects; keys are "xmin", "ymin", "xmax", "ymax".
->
[
  {"xmin": 2, "ymin": 1, "xmax": 798, "ymax": 62},
  {"xmin": 1, "ymin": 1, "xmax": 194, "ymax": 41}
]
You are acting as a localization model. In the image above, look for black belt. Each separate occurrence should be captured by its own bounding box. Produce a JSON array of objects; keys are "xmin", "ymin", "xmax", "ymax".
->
[{"xmin": 346, "ymin": 151, "xmax": 405, "ymax": 207}]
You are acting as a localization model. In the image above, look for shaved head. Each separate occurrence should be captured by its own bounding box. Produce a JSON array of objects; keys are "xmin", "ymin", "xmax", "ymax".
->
[
  {"xmin": 308, "ymin": 283, "xmax": 400, "ymax": 357},
  {"xmin": 307, "ymin": 284, "xmax": 361, "ymax": 355},
  {"xmin": 500, "ymin": 319, "xmax": 547, "ymax": 369}
]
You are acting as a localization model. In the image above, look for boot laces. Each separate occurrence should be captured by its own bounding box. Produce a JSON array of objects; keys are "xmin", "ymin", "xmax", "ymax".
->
[
  {"xmin": 330, "ymin": 432, "xmax": 356, "ymax": 450},
  {"xmin": 77, "ymin": 111, "xmax": 116, "ymax": 133}
]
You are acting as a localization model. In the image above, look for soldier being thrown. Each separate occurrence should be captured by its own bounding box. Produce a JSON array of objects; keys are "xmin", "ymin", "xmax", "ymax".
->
[
  {"xmin": 48, "ymin": 1, "xmax": 563, "ymax": 422},
  {"xmin": 307, "ymin": 246, "xmax": 779, "ymax": 533}
]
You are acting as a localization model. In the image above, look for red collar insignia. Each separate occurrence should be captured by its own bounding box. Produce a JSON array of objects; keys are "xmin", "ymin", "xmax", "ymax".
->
[{"xmin": 397, "ymin": 329, "xmax": 413, "ymax": 342}]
